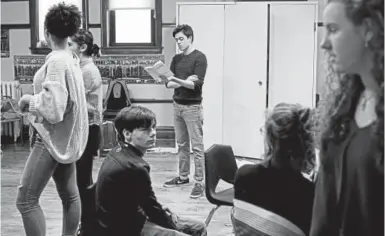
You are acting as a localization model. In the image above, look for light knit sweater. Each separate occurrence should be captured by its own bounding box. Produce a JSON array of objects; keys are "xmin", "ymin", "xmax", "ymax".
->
[
  {"xmin": 80, "ymin": 57, "xmax": 103, "ymax": 125},
  {"xmin": 28, "ymin": 50, "xmax": 89, "ymax": 164}
]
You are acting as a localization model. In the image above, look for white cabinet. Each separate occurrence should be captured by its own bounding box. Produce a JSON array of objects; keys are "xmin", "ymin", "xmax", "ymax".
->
[
  {"xmin": 177, "ymin": 4, "xmax": 225, "ymax": 154},
  {"xmin": 176, "ymin": 2, "xmax": 318, "ymax": 159},
  {"xmin": 268, "ymin": 3, "xmax": 318, "ymax": 108},
  {"xmin": 222, "ymin": 2, "xmax": 268, "ymax": 159}
]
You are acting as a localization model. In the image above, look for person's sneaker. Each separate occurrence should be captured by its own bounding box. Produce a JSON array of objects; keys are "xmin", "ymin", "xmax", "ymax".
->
[
  {"xmin": 190, "ymin": 182, "xmax": 204, "ymax": 199},
  {"xmin": 163, "ymin": 177, "xmax": 190, "ymax": 188}
]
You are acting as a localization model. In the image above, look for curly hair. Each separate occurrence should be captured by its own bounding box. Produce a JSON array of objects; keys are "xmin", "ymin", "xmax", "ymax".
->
[
  {"xmin": 317, "ymin": 0, "xmax": 384, "ymax": 168},
  {"xmin": 71, "ymin": 29, "xmax": 100, "ymax": 57},
  {"xmin": 44, "ymin": 2, "xmax": 82, "ymax": 39},
  {"xmin": 264, "ymin": 103, "xmax": 316, "ymax": 173}
]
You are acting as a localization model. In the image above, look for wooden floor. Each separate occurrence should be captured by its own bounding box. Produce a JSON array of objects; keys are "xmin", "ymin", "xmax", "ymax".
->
[{"xmin": 1, "ymin": 144, "xmax": 234, "ymax": 236}]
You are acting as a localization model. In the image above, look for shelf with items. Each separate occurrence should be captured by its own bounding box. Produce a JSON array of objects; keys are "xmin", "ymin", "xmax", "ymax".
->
[{"xmin": 14, "ymin": 54, "xmax": 166, "ymax": 84}]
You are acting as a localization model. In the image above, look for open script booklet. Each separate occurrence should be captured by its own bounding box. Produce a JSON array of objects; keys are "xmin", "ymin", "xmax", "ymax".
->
[{"xmin": 144, "ymin": 61, "xmax": 174, "ymax": 83}]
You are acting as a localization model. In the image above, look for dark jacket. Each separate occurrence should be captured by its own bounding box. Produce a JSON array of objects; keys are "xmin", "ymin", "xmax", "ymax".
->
[
  {"xmin": 310, "ymin": 121, "xmax": 384, "ymax": 236},
  {"xmin": 95, "ymin": 142, "xmax": 176, "ymax": 236}
]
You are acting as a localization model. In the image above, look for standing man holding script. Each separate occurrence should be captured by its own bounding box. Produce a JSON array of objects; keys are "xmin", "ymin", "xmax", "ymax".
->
[{"xmin": 163, "ymin": 24, "xmax": 208, "ymax": 199}]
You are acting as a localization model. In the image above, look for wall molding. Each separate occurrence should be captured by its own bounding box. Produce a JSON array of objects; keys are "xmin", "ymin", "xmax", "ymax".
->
[
  {"xmin": 131, "ymin": 99, "xmax": 173, "ymax": 104},
  {"xmin": 88, "ymin": 23, "xmax": 101, "ymax": 28},
  {"xmin": 86, "ymin": 23, "xmax": 176, "ymax": 29},
  {"xmin": 162, "ymin": 22, "xmax": 176, "ymax": 28},
  {"xmin": 1, "ymin": 24, "xmax": 30, "ymax": 29}
]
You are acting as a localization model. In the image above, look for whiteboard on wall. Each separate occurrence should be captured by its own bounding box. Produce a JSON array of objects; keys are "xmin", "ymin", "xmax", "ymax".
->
[
  {"xmin": 177, "ymin": 4, "xmax": 225, "ymax": 150},
  {"xmin": 268, "ymin": 4, "xmax": 317, "ymax": 108}
]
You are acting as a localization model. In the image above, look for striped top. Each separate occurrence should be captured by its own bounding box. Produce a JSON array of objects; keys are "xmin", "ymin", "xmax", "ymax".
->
[
  {"xmin": 232, "ymin": 199, "xmax": 306, "ymax": 236},
  {"xmin": 80, "ymin": 57, "xmax": 103, "ymax": 125},
  {"xmin": 28, "ymin": 50, "xmax": 89, "ymax": 164}
]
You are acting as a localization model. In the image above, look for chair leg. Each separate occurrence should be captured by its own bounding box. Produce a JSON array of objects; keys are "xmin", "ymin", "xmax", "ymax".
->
[{"xmin": 205, "ymin": 205, "xmax": 220, "ymax": 226}]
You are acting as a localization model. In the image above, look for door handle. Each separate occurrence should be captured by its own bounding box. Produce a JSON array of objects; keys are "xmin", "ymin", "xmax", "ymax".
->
[{"xmin": 258, "ymin": 81, "xmax": 263, "ymax": 86}]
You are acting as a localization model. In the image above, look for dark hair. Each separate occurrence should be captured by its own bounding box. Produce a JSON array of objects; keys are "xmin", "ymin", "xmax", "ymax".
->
[
  {"xmin": 264, "ymin": 103, "xmax": 316, "ymax": 172},
  {"xmin": 71, "ymin": 29, "xmax": 100, "ymax": 57},
  {"xmin": 44, "ymin": 2, "xmax": 82, "ymax": 39},
  {"xmin": 114, "ymin": 106, "xmax": 157, "ymax": 142},
  {"xmin": 173, "ymin": 24, "xmax": 194, "ymax": 42},
  {"xmin": 318, "ymin": 0, "xmax": 383, "ymax": 169}
]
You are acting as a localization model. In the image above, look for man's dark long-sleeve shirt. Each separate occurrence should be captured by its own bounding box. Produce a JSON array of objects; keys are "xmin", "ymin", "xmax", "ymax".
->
[
  {"xmin": 95, "ymin": 143, "xmax": 176, "ymax": 236},
  {"xmin": 169, "ymin": 49, "xmax": 207, "ymax": 105}
]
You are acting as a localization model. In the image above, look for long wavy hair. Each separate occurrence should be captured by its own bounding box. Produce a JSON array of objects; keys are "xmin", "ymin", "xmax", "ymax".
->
[
  {"xmin": 264, "ymin": 103, "xmax": 316, "ymax": 173},
  {"xmin": 317, "ymin": 0, "xmax": 384, "ymax": 169}
]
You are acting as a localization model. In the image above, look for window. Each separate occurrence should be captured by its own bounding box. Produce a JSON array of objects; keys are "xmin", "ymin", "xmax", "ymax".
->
[
  {"xmin": 30, "ymin": 0, "xmax": 87, "ymax": 54},
  {"xmin": 101, "ymin": 0, "xmax": 162, "ymax": 54},
  {"xmin": 113, "ymin": 9, "xmax": 152, "ymax": 44}
]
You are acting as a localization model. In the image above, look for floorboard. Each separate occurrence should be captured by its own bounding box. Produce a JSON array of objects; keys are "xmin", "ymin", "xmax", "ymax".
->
[{"xmin": 1, "ymin": 144, "xmax": 234, "ymax": 236}]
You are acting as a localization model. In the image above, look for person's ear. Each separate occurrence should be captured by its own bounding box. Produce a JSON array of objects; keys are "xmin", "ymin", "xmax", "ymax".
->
[
  {"xmin": 80, "ymin": 43, "xmax": 87, "ymax": 53},
  {"xmin": 123, "ymin": 129, "xmax": 132, "ymax": 142}
]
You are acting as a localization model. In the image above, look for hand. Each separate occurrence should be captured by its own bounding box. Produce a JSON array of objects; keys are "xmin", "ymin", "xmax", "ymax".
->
[
  {"xmin": 162, "ymin": 206, "xmax": 172, "ymax": 214},
  {"xmin": 186, "ymin": 75, "xmax": 199, "ymax": 82},
  {"xmin": 162, "ymin": 206, "xmax": 178, "ymax": 224},
  {"xmin": 18, "ymin": 94, "xmax": 32, "ymax": 112},
  {"xmin": 167, "ymin": 76, "xmax": 178, "ymax": 82},
  {"xmin": 159, "ymin": 75, "xmax": 168, "ymax": 82}
]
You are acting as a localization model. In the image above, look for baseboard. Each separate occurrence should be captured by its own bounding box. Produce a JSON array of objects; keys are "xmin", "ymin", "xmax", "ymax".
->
[{"xmin": 156, "ymin": 126, "xmax": 175, "ymax": 148}]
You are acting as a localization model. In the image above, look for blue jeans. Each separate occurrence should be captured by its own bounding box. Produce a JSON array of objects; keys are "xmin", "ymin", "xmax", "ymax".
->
[
  {"xmin": 142, "ymin": 216, "xmax": 207, "ymax": 236},
  {"xmin": 174, "ymin": 103, "xmax": 204, "ymax": 182},
  {"xmin": 16, "ymin": 140, "xmax": 81, "ymax": 236}
]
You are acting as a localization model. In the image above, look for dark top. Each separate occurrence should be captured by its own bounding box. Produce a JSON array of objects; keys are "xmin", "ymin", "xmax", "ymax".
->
[
  {"xmin": 168, "ymin": 50, "xmax": 207, "ymax": 105},
  {"xmin": 234, "ymin": 160, "xmax": 315, "ymax": 235},
  {"xmin": 310, "ymin": 120, "xmax": 384, "ymax": 236},
  {"xmin": 95, "ymin": 143, "xmax": 176, "ymax": 236}
]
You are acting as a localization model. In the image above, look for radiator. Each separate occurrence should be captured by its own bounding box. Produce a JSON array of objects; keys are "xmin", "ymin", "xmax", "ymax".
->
[{"xmin": 1, "ymin": 81, "xmax": 22, "ymax": 142}]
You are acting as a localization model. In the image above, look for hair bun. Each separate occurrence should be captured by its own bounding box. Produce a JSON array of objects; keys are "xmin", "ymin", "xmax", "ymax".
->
[{"xmin": 91, "ymin": 44, "xmax": 101, "ymax": 57}]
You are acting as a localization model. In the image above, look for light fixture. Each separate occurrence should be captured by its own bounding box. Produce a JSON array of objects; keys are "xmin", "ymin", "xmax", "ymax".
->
[{"xmin": 108, "ymin": 0, "xmax": 155, "ymax": 10}]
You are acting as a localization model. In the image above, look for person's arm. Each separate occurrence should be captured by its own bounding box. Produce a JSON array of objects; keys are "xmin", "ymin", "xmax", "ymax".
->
[
  {"xmin": 29, "ymin": 59, "xmax": 69, "ymax": 124},
  {"xmin": 136, "ymin": 167, "xmax": 177, "ymax": 230},
  {"xmin": 166, "ymin": 75, "xmax": 199, "ymax": 89},
  {"xmin": 83, "ymin": 68, "xmax": 102, "ymax": 113},
  {"xmin": 169, "ymin": 53, "xmax": 207, "ymax": 90},
  {"xmin": 165, "ymin": 56, "xmax": 181, "ymax": 89},
  {"xmin": 165, "ymin": 81, "xmax": 181, "ymax": 89}
]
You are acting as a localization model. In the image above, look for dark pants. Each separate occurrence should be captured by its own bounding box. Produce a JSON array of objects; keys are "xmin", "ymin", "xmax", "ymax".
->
[
  {"xmin": 142, "ymin": 216, "xmax": 207, "ymax": 236},
  {"xmin": 76, "ymin": 124, "xmax": 101, "ymax": 224}
]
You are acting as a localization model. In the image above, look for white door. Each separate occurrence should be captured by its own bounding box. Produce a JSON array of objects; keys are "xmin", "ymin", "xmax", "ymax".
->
[
  {"xmin": 223, "ymin": 2, "xmax": 268, "ymax": 159},
  {"xmin": 268, "ymin": 3, "xmax": 317, "ymax": 108},
  {"xmin": 178, "ymin": 4, "xmax": 225, "ymax": 151}
]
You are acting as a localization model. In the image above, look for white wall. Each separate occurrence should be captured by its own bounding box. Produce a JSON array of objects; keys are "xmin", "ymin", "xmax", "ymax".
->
[{"xmin": 1, "ymin": 0, "xmax": 327, "ymax": 127}]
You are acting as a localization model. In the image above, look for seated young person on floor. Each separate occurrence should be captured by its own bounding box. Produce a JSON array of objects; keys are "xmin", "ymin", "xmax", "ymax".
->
[
  {"xmin": 95, "ymin": 105, "xmax": 207, "ymax": 236},
  {"xmin": 234, "ymin": 103, "xmax": 316, "ymax": 235}
]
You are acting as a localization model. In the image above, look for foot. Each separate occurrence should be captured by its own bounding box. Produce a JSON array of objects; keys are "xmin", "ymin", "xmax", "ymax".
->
[
  {"xmin": 163, "ymin": 176, "xmax": 190, "ymax": 188},
  {"xmin": 190, "ymin": 182, "xmax": 204, "ymax": 199}
]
